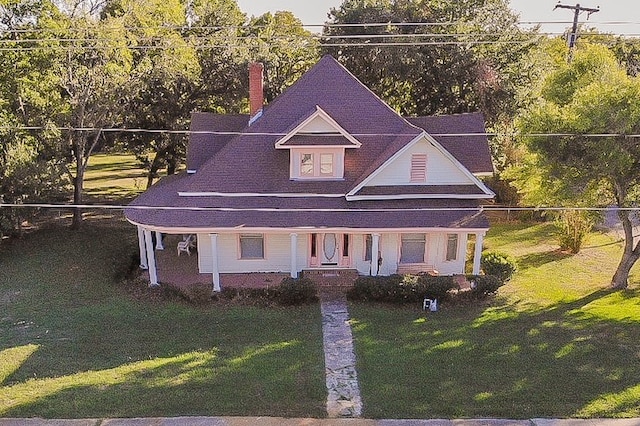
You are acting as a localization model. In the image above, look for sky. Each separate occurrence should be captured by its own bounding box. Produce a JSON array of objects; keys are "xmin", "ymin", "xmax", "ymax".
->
[{"xmin": 235, "ymin": 0, "xmax": 639, "ymax": 36}]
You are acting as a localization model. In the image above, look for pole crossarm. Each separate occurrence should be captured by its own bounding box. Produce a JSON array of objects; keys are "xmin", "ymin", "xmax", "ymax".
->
[{"xmin": 553, "ymin": 2, "xmax": 600, "ymax": 60}]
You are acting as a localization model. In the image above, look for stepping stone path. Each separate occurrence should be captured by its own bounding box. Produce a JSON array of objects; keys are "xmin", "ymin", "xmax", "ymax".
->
[{"xmin": 319, "ymin": 289, "xmax": 363, "ymax": 418}]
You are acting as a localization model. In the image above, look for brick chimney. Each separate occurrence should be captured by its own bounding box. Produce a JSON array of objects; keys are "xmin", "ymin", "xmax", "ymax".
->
[{"xmin": 249, "ymin": 62, "xmax": 264, "ymax": 121}]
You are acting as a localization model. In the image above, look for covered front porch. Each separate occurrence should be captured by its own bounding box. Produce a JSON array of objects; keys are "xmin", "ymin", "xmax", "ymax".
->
[
  {"xmin": 140, "ymin": 234, "xmax": 289, "ymax": 291},
  {"xmin": 135, "ymin": 227, "xmax": 486, "ymax": 291}
]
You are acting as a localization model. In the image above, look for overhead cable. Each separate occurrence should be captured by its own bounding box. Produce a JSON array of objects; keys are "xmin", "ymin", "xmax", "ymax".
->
[
  {"xmin": 0, "ymin": 126, "xmax": 639, "ymax": 138},
  {"xmin": 2, "ymin": 203, "xmax": 640, "ymax": 213}
]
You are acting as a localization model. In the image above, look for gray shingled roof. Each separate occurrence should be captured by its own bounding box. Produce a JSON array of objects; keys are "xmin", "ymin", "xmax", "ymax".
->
[
  {"xmin": 126, "ymin": 56, "xmax": 492, "ymax": 231},
  {"xmin": 186, "ymin": 113, "xmax": 249, "ymax": 171},
  {"xmin": 184, "ymin": 56, "xmax": 421, "ymax": 194},
  {"xmin": 126, "ymin": 172, "xmax": 488, "ymax": 229}
]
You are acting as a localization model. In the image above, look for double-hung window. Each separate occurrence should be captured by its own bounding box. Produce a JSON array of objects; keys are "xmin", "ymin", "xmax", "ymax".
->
[
  {"xmin": 299, "ymin": 152, "xmax": 335, "ymax": 177},
  {"xmin": 400, "ymin": 233, "xmax": 426, "ymax": 264},
  {"xmin": 445, "ymin": 234, "xmax": 458, "ymax": 261},
  {"xmin": 320, "ymin": 153, "xmax": 334, "ymax": 175},
  {"xmin": 364, "ymin": 234, "xmax": 373, "ymax": 261},
  {"xmin": 239, "ymin": 234, "xmax": 264, "ymax": 259},
  {"xmin": 300, "ymin": 154, "xmax": 314, "ymax": 176}
]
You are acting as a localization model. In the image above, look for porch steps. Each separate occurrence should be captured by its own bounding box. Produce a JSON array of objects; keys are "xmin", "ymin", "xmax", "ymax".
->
[{"xmin": 303, "ymin": 269, "xmax": 359, "ymax": 288}]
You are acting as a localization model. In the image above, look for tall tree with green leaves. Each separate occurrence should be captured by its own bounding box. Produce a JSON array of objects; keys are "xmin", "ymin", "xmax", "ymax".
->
[
  {"xmin": 244, "ymin": 11, "xmax": 320, "ymax": 102},
  {"xmin": 102, "ymin": 0, "xmax": 199, "ymax": 187},
  {"xmin": 3, "ymin": 0, "xmax": 134, "ymax": 228},
  {"xmin": 47, "ymin": 7, "xmax": 132, "ymax": 228},
  {"xmin": 517, "ymin": 42, "xmax": 640, "ymax": 289},
  {"xmin": 0, "ymin": 0, "xmax": 74, "ymax": 233},
  {"xmin": 322, "ymin": 0, "xmax": 534, "ymax": 121}
]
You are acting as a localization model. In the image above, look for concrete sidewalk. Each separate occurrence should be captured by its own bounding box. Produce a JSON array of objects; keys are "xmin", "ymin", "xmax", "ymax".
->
[{"xmin": 1, "ymin": 417, "xmax": 640, "ymax": 425}]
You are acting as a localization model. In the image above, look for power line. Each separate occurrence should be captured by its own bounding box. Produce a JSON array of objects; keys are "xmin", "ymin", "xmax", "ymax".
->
[
  {"xmin": 1, "ymin": 126, "xmax": 639, "ymax": 138},
  {"xmin": 0, "ymin": 32, "xmax": 549, "ymax": 43},
  {"xmin": 1, "ymin": 202, "xmax": 639, "ymax": 213},
  {"xmin": 2, "ymin": 20, "xmax": 640, "ymax": 33}
]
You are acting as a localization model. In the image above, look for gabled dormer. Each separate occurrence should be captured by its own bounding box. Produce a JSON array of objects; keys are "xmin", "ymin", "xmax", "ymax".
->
[{"xmin": 275, "ymin": 106, "xmax": 360, "ymax": 180}]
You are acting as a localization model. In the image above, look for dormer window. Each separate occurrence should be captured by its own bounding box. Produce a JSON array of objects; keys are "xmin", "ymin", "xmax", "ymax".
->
[
  {"xmin": 293, "ymin": 149, "xmax": 342, "ymax": 179},
  {"xmin": 275, "ymin": 105, "xmax": 361, "ymax": 181},
  {"xmin": 301, "ymin": 154, "xmax": 314, "ymax": 175},
  {"xmin": 300, "ymin": 153, "xmax": 334, "ymax": 177},
  {"xmin": 320, "ymin": 153, "xmax": 334, "ymax": 175}
]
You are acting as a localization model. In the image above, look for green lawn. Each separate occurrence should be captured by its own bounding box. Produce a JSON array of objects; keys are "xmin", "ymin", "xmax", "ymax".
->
[
  {"xmin": 351, "ymin": 222, "xmax": 640, "ymax": 419},
  {"xmin": 0, "ymin": 220, "xmax": 326, "ymax": 418},
  {"xmin": 83, "ymin": 153, "xmax": 148, "ymax": 202},
  {"xmin": 3, "ymin": 151, "xmax": 640, "ymax": 419}
]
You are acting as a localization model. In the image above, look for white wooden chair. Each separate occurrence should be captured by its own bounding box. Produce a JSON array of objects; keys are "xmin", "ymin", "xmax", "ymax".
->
[{"xmin": 177, "ymin": 234, "xmax": 196, "ymax": 256}]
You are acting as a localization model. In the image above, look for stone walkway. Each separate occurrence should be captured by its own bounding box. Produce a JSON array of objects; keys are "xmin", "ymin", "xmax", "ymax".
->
[{"xmin": 319, "ymin": 289, "xmax": 363, "ymax": 418}]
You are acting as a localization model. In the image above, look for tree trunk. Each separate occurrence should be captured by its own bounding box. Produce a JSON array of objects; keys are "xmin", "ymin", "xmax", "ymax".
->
[
  {"xmin": 71, "ymin": 156, "xmax": 84, "ymax": 230},
  {"xmin": 611, "ymin": 250, "xmax": 636, "ymax": 289},
  {"xmin": 611, "ymin": 203, "xmax": 640, "ymax": 289}
]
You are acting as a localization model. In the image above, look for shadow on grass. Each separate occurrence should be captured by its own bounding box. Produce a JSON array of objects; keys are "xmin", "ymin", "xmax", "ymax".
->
[
  {"xmin": 516, "ymin": 249, "xmax": 573, "ymax": 269},
  {"xmin": 487, "ymin": 222, "xmax": 556, "ymax": 246},
  {"xmin": 350, "ymin": 288, "xmax": 640, "ymax": 419},
  {"xmin": 83, "ymin": 186, "xmax": 143, "ymax": 204},
  {"xmin": 1, "ymin": 340, "xmax": 326, "ymax": 419},
  {"xmin": 0, "ymin": 221, "xmax": 326, "ymax": 418}
]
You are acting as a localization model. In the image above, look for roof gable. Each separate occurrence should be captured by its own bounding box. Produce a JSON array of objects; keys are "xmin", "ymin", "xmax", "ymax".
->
[
  {"xmin": 405, "ymin": 113, "xmax": 493, "ymax": 175},
  {"xmin": 184, "ymin": 55, "xmax": 421, "ymax": 194},
  {"xmin": 275, "ymin": 105, "xmax": 361, "ymax": 149},
  {"xmin": 347, "ymin": 133, "xmax": 494, "ymax": 200}
]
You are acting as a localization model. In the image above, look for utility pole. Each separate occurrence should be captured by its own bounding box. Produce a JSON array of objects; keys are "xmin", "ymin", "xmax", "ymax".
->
[{"xmin": 554, "ymin": 2, "xmax": 600, "ymax": 61}]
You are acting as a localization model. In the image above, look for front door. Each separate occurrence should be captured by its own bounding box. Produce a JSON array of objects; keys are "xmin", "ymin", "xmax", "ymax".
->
[
  {"xmin": 309, "ymin": 233, "xmax": 351, "ymax": 268},
  {"xmin": 321, "ymin": 233, "xmax": 339, "ymax": 265}
]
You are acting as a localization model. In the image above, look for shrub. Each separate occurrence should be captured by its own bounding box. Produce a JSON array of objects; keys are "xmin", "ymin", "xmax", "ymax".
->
[
  {"xmin": 466, "ymin": 274, "xmax": 505, "ymax": 299},
  {"xmin": 185, "ymin": 283, "xmax": 214, "ymax": 305},
  {"xmin": 347, "ymin": 274, "xmax": 456, "ymax": 304},
  {"xmin": 276, "ymin": 276, "xmax": 318, "ymax": 305},
  {"xmin": 418, "ymin": 274, "xmax": 458, "ymax": 302},
  {"xmin": 347, "ymin": 275, "xmax": 404, "ymax": 302},
  {"xmin": 218, "ymin": 287, "xmax": 276, "ymax": 306},
  {"xmin": 555, "ymin": 210, "xmax": 595, "ymax": 253},
  {"xmin": 481, "ymin": 251, "xmax": 516, "ymax": 282}
]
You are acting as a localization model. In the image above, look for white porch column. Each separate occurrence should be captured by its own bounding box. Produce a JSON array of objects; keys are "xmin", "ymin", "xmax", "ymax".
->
[
  {"xmin": 137, "ymin": 226, "xmax": 148, "ymax": 270},
  {"xmin": 155, "ymin": 231, "xmax": 164, "ymax": 250},
  {"xmin": 473, "ymin": 232, "xmax": 485, "ymax": 275},
  {"xmin": 143, "ymin": 229, "xmax": 159, "ymax": 287},
  {"xmin": 210, "ymin": 233, "xmax": 221, "ymax": 292},
  {"xmin": 290, "ymin": 233, "xmax": 298, "ymax": 278},
  {"xmin": 371, "ymin": 233, "xmax": 381, "ymax": 276}
]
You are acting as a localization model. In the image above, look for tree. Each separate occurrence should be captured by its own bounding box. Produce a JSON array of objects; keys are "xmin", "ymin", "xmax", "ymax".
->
[
  {"xmin": 517, "ymin": 42, "xmax": 640, "ymax": 289},
  {"xmin": 244, "ymin": 11, "xmax": 320, "ymax": 102},
  {"xmin": 2, "ymin": 0, "xmax": 134, "ymax": 228},
  {"xmin": 0, "ymin": 0, "xmax": 71, "ymax": 236},
  {"xmin": 109, "ymin": 0, "xmax": 249, "ymax": 187},
  {"xmin": 0, "ymin": 112, "xmax": 69, "ymax": 239},
  {"xmin": 102, "ymin": 0, "xmax": 199, "ymax": 187},
  {"xmin": 322, "ymin": 0, "xmax": 535, "ymax": 121},
  {"xmin": 46, "ymin": 8, "xmax": 132, "ymax": 228}
]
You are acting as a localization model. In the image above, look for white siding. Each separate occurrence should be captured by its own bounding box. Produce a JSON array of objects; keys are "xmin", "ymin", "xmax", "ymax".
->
[
  {"xmin": 351, "ymin": 233, "xmax": 398, "ymax": 276},
  {"xmin": 351, "ymin": 232, "xmax": 467, "ymax": 276},
  {"xmin": 197, "ymin": 231, "xmax": 467, "ymax": 277},
  {"xmin": 300, "ymin": 115, "xmax": 339, "ymax": 133},
  {"xmin": 365, "ymin": 137, "xmax": 474, "ymax": 187},
  {"xmin": 198, "ymin": 233, "xmax": 307, "ymax": 274},
  {"xmin": 426, "ymin": 232, "xmax": 468, "ymax": 275}
]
